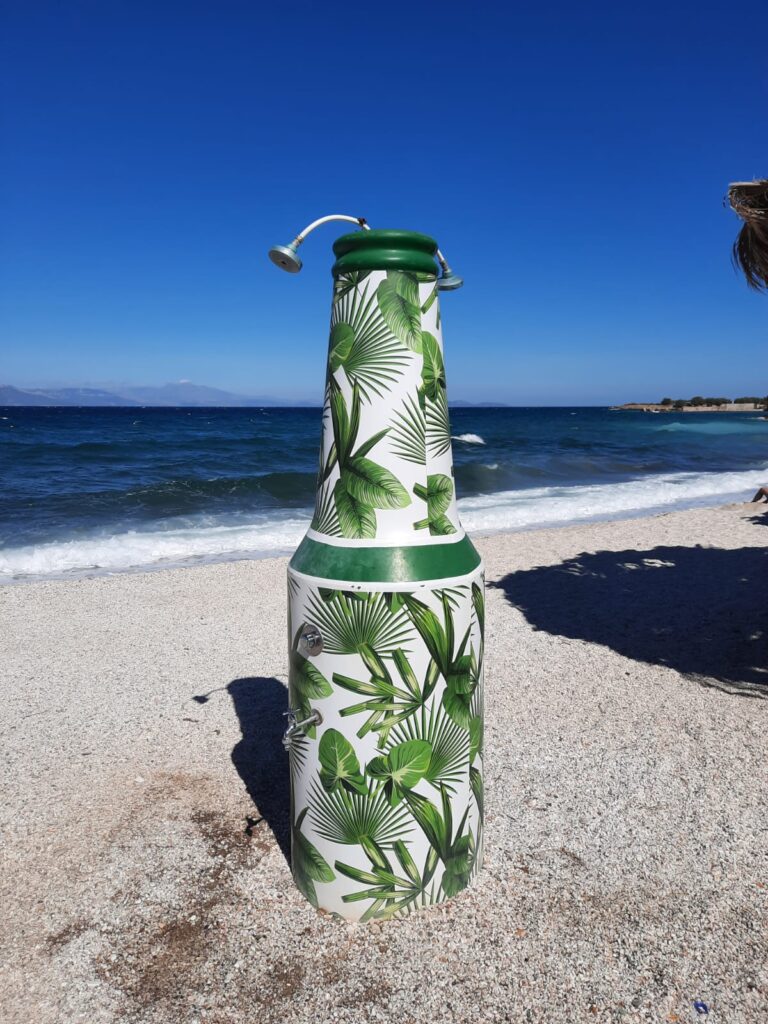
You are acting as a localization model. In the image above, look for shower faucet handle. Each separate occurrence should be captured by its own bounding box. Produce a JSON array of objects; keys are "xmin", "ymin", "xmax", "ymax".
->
[{"xmin": 282, "ymin": 707, "xmax": 322, "ymax": 749}]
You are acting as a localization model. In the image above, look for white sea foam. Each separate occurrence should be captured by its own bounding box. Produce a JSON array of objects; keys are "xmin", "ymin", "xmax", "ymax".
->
[
  {"xmin": 1, "ymin": 465, "xmax": 765, "ymax": 581},
  {"xmin": 0, "ymin": 516, "xmax": 309, "ymax": 581},
  {"xmin": 451, "ymin": 433, "xmax": 486, "ymax": 445},
  {"xmin": 458, "ymin": 466, "xmax": 767, "ymax": 534}
]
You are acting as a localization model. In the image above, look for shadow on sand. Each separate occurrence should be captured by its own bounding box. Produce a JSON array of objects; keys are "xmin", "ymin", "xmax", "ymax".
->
[
  {"xmin": 493, "ymin": 544, "xmax": 768, "ymax": 694},
  {"xmin": 223, "ymin": 676, "xmax": 291, "ymax": 862}
]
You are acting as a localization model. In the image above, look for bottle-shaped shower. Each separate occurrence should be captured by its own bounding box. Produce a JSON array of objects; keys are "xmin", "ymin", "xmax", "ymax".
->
[{"xmin": 269, "ymin": 216, "xmax": 484, "ymax": 921}]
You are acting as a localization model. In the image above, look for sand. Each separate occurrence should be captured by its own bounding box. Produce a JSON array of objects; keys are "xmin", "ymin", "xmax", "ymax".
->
[{"xmin": 1, "ymin": 503, "xmax": 766, "ymax": 1024}]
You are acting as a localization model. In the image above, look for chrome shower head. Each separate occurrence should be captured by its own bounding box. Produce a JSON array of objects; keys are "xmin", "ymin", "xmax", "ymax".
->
[
  {"xmin": 268, "ymin": 243, "xmax": 303, "ymax": 273},
  {"xmin": 437, "ymin": 267, "xmax": 464, "ymax": 290},
  {"xmin": 268, "ymin": 216, "xmax": 370, "ymax": 276}
]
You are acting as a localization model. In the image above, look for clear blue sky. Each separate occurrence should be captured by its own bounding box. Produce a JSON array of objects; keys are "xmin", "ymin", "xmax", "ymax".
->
[{"xmin": 1, "ymin": 1, "xmax": 766, "ymax": 404}]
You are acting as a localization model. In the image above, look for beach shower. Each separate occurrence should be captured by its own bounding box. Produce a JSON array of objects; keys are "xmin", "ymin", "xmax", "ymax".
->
[{"xmin": 269, "ymin": 215, "xmax": 483, "ymax": 921}]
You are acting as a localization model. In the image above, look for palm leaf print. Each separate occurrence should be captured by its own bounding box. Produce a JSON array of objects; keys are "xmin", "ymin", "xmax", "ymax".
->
[
  {"xmin": 309, "ymin": 779, "xmax": 413, "ymax": 848},
  {"xmin": 426, "ymin": 386, "xmax": 451, "ymax": 457},
  {"xmin": 333, "ymin": 479, "xmax": 376, "ymax": 538},
  {"xmin": 438, "ymin": 585, "xmax": 469, "ymax": 612},
  {"xmin": 336, "ymin": 840, "xmax": 440, "ymax": 921},
  {"xmin": 420, "ymin": 332, "xmax": 446, "ymax": 402},
  {"xmin": 390, "ymin": 392, "xmax": 426, "ymax": 465},
  {"xmin": 287, "ymin": 729, "xmax": 309, "ymax": 773},
  {"xmin": 326, "ymin": 380, "xmax": 411, "ymax": 538},
  {"xmin": 311, "ymin": 478, "xmax": 341, "ymax": 536},
  {"xmin": 413, "ymin": 473, "xmax": 457, "ymax": 536},
  {"xmin": 304, "ymin": 589, "xmax": 413, "ymax": 657},
  {"xmin": 331, "ymin": 279, "xmax": 410, "ymax": 401},
  {"xmin": 387, "ymin": 700, "xmax": 469, "ymax": 794},
  {"xmin": 470, "ymin": 765, "xmax": 484, "ymax": 818},
  {"xmin": 401, "ymin": 592, "xmax": 478, "ymax": 731},
  {"xmin": 292, "ymin": 807, "xmax": 334, "ymax": 907},
  {"xmin": 402, "ymin": 785, "xmax": 474, "ymax": 899},
  {"xmin": 376, "ymin": 271, "xmax": 423, "ymax": 352},
  {"xmin": 333, "ymin": 270, "xmax": 371, "ymax": 302},
  {"xmin": 333, "ymin": 647, "xmax": 439, "ymax": 746}
]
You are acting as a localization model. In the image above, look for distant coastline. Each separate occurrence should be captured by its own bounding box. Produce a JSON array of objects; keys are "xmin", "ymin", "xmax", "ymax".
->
[
  {"xmin": 0, "ymin": 383, "xmax": 509, "ymax": 409},
  {"xmin": 614, "ymin": 401, "xmax": 766, "ymax": 415}
]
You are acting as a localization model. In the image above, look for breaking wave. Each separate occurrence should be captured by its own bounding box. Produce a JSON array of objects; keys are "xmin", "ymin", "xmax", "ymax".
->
[{"xmin": 1, "ymin": 465, "xmax": 764, "ymax": 581}]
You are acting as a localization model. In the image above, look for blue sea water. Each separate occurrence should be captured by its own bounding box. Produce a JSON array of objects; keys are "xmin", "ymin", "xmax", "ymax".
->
[{"xmin": 1, "ymin": 406, "xmax": 767, "ymax": 581}]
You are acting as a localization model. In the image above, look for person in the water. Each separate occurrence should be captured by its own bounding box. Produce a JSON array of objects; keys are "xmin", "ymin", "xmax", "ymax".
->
[{"xmin": 751, "ymin": 486, "xmax": 768, "ymax": 502}]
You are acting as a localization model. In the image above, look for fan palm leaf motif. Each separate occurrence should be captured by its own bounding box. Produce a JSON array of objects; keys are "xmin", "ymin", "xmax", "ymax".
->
[
  {"xmin": 389, "ymin": 392, "xmax": 426, "ymax": 466},
  {"xmin": 333, "ymin": 270, "xmax": 371, "ymax": 302},
  {"xmin": 311, "ymin": 477, "xmax": 341, "ymax": 536},
  {"xmin": 309, "ymin": 778, "xmax": 413, "ymax": 849},
  {"xmin": 472, "ymin": 580, "xmax": 485, "ymax": 658},
  {"xmin": 441, "ymin": 584, "xmax": 470, "ymax": 611},
  {"xmin": 470, "ymin": 765, "xmax": 484, "ymax": 819},
  {"xmin": 288, "ymin": 729, "xmax": 310, "ymax": 774},
  {"xmin": 305, "ymin": 588, "xmax": 413, "ymax": 658},
  {"xmin": 386, "ymin": 700, "xmax": 469, "ymax": 794},
  {"xmin": 331, "ymin": 277, "xmax": 410, "ymax": 401},
  {"xmin": 426, "ymin": 386, "xmax": 451, "ymax": 457}
]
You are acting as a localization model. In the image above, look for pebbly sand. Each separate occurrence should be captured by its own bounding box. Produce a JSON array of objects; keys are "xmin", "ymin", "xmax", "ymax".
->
[{"xmin": 1, "ymin": 503, "xmax": 766, "ymax": 1024}]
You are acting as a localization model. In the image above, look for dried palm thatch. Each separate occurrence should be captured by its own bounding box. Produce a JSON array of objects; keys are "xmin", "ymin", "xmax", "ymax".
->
[{"xmin": 728, "ymin": 179, "xmax": 768, "ymax": 291}]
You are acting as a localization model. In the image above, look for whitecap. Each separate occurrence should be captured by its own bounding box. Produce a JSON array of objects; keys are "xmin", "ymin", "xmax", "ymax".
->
[{"xmin": 451, "ymin": 433, "xmax": 486, "ymax": 445}]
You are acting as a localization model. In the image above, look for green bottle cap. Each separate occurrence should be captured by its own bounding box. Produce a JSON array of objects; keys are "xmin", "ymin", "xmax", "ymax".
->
[{"xmin": 332, "ymin": 229, "xmax": 438, "ymax": 277}]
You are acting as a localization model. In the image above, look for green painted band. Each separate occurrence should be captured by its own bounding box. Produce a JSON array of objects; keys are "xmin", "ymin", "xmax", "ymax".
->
[
  {"xmin": 332, "ymin": 229, "xmax": 438, "ymax": 277},
  {"xmin": 289, "ymin": 534, "xmax": 482, "ymax": 583}
]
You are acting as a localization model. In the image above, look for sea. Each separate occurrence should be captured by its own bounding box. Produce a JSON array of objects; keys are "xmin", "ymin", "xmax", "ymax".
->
[{"xmin": 1, "ymin": 406, "xmax": 767, "ymax": 582}]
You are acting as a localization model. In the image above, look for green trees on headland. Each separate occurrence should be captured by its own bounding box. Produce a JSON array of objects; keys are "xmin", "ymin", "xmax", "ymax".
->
[{"xmin": 660, "ymin": 395, "xmax": 768, "ymax": 409}]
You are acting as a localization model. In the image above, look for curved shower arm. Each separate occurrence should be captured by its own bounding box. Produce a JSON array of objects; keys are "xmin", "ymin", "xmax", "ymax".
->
[
  {"xmin": 294, "ymin": 214, "xmax": 371, "ymax": 244},
  {"xmin": 270, "ymin": 213, "xmax": 462, "ymax": 288},
  {"xmin": 291, "ymin": 214, "xmax": 452, "ymax": 271}
]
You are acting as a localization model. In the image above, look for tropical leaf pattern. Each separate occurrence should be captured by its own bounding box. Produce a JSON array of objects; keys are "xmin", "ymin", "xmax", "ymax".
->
[
  {"xmin": 288, "ymin": 569, "xmax": 484, "ymax": 920},
  {"xmin": 389, "ymin": 392, "xmax": 426, "ymax": 465},
  {"xmin": 289, "ymin": 264, "xmax": 483, "ymax": 920},
  {"xmin": 413, "ymin": 473, "xmax": 457, "ymax": 535},
  {"xmin": 311, "ymin": 266, "xmax": 460, "ymax": 542},
  {"xmin": 331, "ymin": 276, "xmax": 410, "ymax": 401},
  {"xmin": 376, "ymin": 271, "xmax": 423, "ymax": 351}
]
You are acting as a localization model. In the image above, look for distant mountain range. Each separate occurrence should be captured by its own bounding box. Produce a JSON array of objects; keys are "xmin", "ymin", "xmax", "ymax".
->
[
  {"xmin": 0, "ymin": 383, "xmax": 508, "ymax": 408},
  {"xmin": 0, "ymin": 383, "xmax": 314, "ymax": 407}
]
